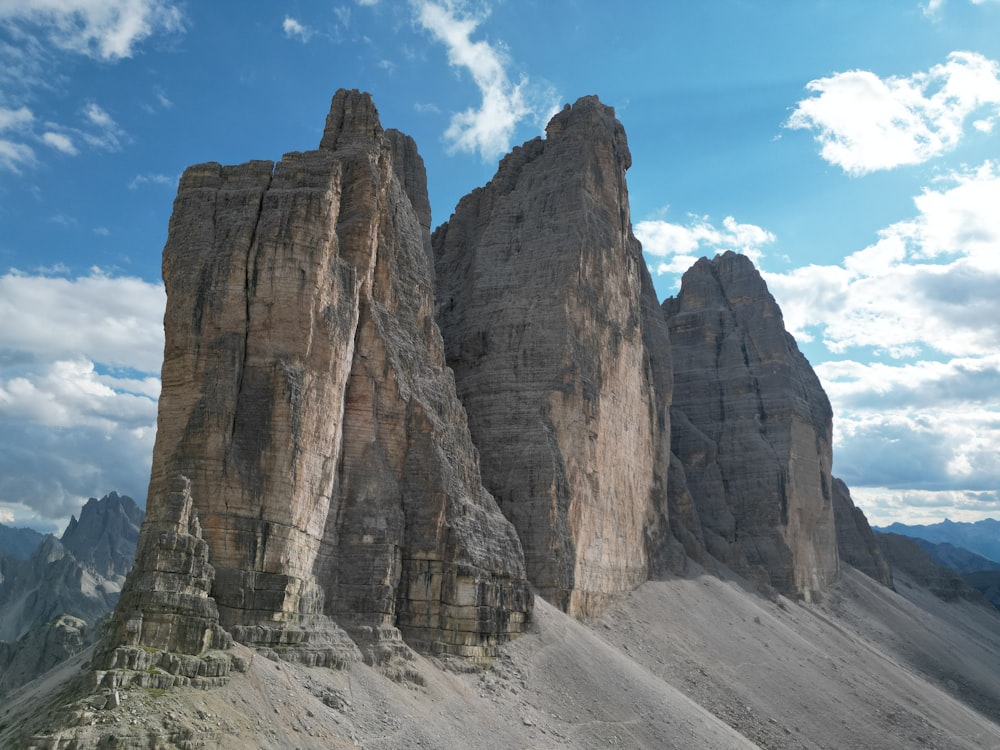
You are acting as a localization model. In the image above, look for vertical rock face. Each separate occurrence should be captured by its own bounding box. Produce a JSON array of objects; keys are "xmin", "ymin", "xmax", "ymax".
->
[
  {"xmin": 832, "ymin": 477, "xmax": 893, "ymax": 587},
  {"xmin": 108, "ymin": 89, "xmax": 530, "ymax": 664},
  {"xmin": 663, "ymin": 252, "xmax": 838, "ymax": 600},
  {"xmin": 433, "ymin": 96, "xmax": 676, "ymax": 616}
]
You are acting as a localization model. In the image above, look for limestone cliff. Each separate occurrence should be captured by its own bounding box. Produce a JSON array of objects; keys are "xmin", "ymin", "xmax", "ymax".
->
[
  {"xmin": 663, "ymin": 252, "xmax": 838, "ymax": 599},
  {"xmin": 433, "ymin": 96, "xmax": 678, "ymax": 616},
  {"xmin": 103, "ymin": 89, "xmax": 530, "ymax": 670}
]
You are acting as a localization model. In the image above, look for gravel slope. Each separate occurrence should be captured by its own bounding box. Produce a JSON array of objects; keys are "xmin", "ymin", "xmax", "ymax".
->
[{"xmin": 4, "ymin": 565, "xmax": 1000, "ymax": 749}]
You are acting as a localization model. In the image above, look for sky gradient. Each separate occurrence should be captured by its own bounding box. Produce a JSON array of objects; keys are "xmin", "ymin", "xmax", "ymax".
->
[{"xmin": 1, "ymin": 0, "xmax": 999, "ymax": 532}]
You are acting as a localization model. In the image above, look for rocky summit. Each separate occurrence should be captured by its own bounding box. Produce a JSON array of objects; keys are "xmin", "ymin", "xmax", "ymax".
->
[
  {"xmin": 434, "ymin": 96, "xmax": 677, "ymax": 616},
  {"xmin": 663, "ymin": 252, "xmax": 839, "ymax": 600},
  {"xmin": 5, "ymin": 89, "xmax": 995, "ymax": 750}
]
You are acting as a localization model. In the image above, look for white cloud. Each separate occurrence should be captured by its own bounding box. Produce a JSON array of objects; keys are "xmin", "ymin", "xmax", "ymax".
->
[
  {"xmin": 0, "ymin": 106, "xmax": 36, "ymax": 172},
  {"xmin": 852, "ymin": 487, "xmax": 1000, "ymax": 527},
  {"xmin": 42, "ymin": 130, "xmax": 76, "ymax": 154},
  {"xmin": 0, "ymin": 138, "xmax": 36, "ymax": 172},
  {"xmin": 80, "ymin": 101, "xmax": 125, "ymax": 150},
  {"xmin": 0, "ymin": 269, "xmax": 163, "ymax": 527},
  {"xmin": 0, "ymin": 105, "xmax": 34, "ymax": 131},
  {"xmin": 636, "ymin": 214, "xmax": 775, "ymax": 281},
  {"xmin": 765, "ymin": 161, "xmax": 1000, "ymax": 356},
  {"xmin": 786, "ymin": 51, "xmax": 1000, "ymax": 174},
  {"xmin": 414, "ymin": 1, "xmax": 560, "ymax": 160},
  {"xmin": 0, "ymin": 268, "xmax": 166, "ymax": 373},
  {"xmin": 282, "ymin": 16, "xmax": 312, "ymax": 43},
  {"xmin": 128, "ymin": 172, "xmax": 176, "ymax": 190},
  {"xmin": 753, "ymin": 161, "xmax": 1000, "ymax": 517},
  {"xmin": 0, "ymin": 0, "xmax": 184, "ymax": 61}
]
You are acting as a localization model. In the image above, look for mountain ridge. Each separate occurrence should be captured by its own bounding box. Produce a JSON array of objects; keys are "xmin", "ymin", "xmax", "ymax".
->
[{"xmin": 2, "ymin": 88, "xmax": 997, "ymax": 749}]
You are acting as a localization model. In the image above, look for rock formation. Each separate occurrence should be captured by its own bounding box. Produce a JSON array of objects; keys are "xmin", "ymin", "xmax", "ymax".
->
[
  {"xmin": 0, "ymin": 615, "xmax": 89, "ymax": 697},
  {"xmin": 104, "ymin": 89, "xmax": 530, "ymax": 670},
  {"xmin": 433, "ymin": 96, "xmax": 678, "ymax": 616},
  {"xmin": 663, "ymin": 252, "xmax": 838, "ymax": 599},
  {"xmin": 832, "ymin": 477, "xmax": 893, "ymax": 587}
]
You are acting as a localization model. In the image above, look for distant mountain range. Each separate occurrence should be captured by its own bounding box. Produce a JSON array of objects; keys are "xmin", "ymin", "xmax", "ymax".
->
[
  {"xmin": 875, "ymin": 520, "xmax": 1000, "ymax": 611},
  {"xmin": 0, "ymin": 492, "xmax": 143, "ymax": 696},
  {"xmin": 0, "ymin": 524, "xmax": 45, "ymax": 561},
  {"xmin": 876, "ymin": 519, "xmax": 1000, "ymax": 564}
]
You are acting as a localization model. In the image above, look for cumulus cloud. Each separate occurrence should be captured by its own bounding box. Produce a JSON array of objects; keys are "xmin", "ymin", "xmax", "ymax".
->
[
  {"xmin": 851, "ymin": 487, "xmax": 1000, "ymax": 527},
  {"xmin": 786, "ymin": 51, "xmax": 1000, "ymax": 174},
  {"xmin": 0, "ymin": 269, "xmax": 163, "ymax": 529},
  {"xmin": 636, "ymin": 214, "xmax": 775, "ymax": 280},
  {"xmin": 755, "ymin": 161, "xmax": 1000, "ymax": 520},
  {"xmin": 414, "ymin": 1, "xmax": 560, "ymax": 160},
  {"xmin": 765, "ymin": 161, "xmax": 1000, "ymax": 356},
  {"xmin": 0, "ymin": 268, "xmax": 165, "ymax": 377},
  {"xmin": 0, "ymin": 0, "xmax": 184, "ymax": 61}
]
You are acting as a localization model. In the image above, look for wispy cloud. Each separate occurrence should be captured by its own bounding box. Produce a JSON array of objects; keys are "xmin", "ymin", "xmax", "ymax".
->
[
  {"xmin": 636, "ymin": 214, "xmax": 775, "ymax": 280},
  {"xmin": 0, "ymin": 105, "xmax": 36, "ymax": 172},
  {"xmin": 786, "ymin": 51, "xmax": 1000, "ymax": 174},
  {"xmin": 80, "ymin": 101, "xmax": 126, "ymax": 151},
  {"xmin": 413, "ymin": 1, "xmax": 559, "ymax": 160},
  {"xmin": 128, "ymin": 172, "xmax": 176, "ymax": 190},
  {"xmin": 282, "ymin": 16, "xmax": 313, "ymax": 43},
  {"xmin": 0, "ymin": 0, "xmax": 184, "ymax": 61},
  {"xmin": 42, "ymin": 131, "xmax": 76, "ymax": 155}
]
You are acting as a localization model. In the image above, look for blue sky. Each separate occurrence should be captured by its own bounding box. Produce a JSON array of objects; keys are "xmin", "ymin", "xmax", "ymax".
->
[{"xmin": 1, "ymin": 0, "xmax": 999, "ymax": 532}]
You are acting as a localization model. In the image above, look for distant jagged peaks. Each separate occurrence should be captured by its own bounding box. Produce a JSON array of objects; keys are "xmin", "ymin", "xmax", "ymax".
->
[{"xmin": 61, "ymin": 491, "xmax": 143, "ymax": 579}]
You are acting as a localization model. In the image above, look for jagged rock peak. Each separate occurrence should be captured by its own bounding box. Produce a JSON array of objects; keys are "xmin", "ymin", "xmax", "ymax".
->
[
  {"xmin": 664, "ymin": 251, "xmax": 838, "ymax": 600},
  {"xmin": 544, "ymin": 95, "xmax": 631, "ymax": 169},
  {"xmin": 319, "ymin": 88, "xmax": 385, "ymax": 151},
  {"xmin": 110, "ymin": 87, "xmax": 529, "ymax": 672},
  {"xmin": 61, "ymin": 491, "xmax": 143, "ymax": 579},
  {"xmin": 434, "ymin": 95, "xmax": 678, "ymax": 617}
]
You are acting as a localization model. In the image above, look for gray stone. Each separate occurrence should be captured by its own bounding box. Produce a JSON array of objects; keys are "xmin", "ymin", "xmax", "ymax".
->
[
  {"xmin": 433, "ymin": 96, "xmax": 676, "ymax": 616},
  {"xmin": 663, "ymin": 252, "xmax": 839, "ymax": 600}
]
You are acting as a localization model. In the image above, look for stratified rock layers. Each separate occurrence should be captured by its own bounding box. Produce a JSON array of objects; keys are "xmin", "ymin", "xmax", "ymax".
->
[
  {"xmin": 114, "ymin": 89, "xmax": 530, "ymax": 663},
  {"xmin": 433, "ymin": 97, "xmax": 675, "ymax": 616},
  {"xmin": 663, "ymin": 252, "xmax": 838, "ymax": 599}
]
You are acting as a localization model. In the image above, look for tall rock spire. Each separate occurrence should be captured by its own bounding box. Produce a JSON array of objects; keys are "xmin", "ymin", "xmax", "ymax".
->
[
  {"xmin": 663, "ymin": 252, "xmax": 839, "ymax": 600},
  {"xmin": 101, "ymin": 89, "xmax": 531, "ymax": 677},
  {"xmin": 433, "ymin": 96, "xmax": 679, "ymax": 616}
]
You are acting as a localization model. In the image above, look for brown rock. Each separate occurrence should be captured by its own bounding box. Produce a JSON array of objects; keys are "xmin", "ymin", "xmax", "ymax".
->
[
  {"xmin": 433, "ymin": 96, "xmax": 677, "ymax": 616},
  {"xmin": 663, "ymin": 252, "xmax": 838, "ymax": 599},
  {"xmin": 109, "ymin": 89, "xmax": 529, "ymax": 667}
]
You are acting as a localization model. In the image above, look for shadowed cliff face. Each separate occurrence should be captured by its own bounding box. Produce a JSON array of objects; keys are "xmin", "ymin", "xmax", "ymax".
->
[
  {"xmin": 433, "ymin": 96, "xmax": 679, "ymax": 616},
  {"xmin": 832, "ymin": 477, "xmax": 893, "ymax": 587},
  {"xmin": 663, "ymin": 251, "xmax": 839, "ymax": 600},
  {"xmin": 105, "ymin": 89, "xmax": 530, "ymax": 671}
]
